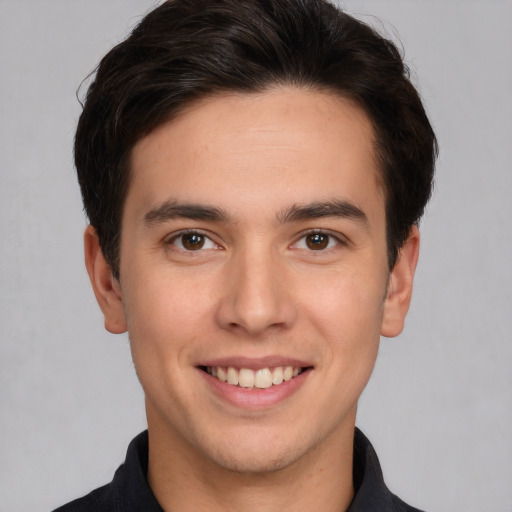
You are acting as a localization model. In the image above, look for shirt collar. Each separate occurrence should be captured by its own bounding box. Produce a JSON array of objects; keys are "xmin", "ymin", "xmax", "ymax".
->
[{"xmin": 348, "ymin": 428, "xmax": 397, "ymax": 511}]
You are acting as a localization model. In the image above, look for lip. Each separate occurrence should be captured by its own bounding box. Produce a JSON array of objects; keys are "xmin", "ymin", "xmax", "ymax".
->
[
  {"xmin": 196, "ymin": 358, "xmax": 313, "ymax": 410},
  {"xmin": 198, "ymin": 355, "xmax": 312, "ymax": 370}
]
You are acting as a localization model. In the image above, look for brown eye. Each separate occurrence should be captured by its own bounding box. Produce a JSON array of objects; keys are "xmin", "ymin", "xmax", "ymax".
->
[
  {"xmin": 306, "ymin": 233, "xmax": 329, "ymax": 250},
  {"xmin": 168, "ymin": 231, "xmax": 219, "ymax": 252},
  {"xmin": 181, "ymin": 233, "xmax": 205, "ymax": 250}
]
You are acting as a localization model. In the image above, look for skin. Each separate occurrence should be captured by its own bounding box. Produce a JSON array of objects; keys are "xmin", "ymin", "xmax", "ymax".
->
[{"xmin": 85, "ymin": 88, "xmax": 419, "ymax": 512}]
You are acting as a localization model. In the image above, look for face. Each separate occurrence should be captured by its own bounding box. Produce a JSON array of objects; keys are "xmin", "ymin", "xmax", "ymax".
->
[{"xmin": 87, "ymin": 88, "xmax": 418, "ymax": 474}]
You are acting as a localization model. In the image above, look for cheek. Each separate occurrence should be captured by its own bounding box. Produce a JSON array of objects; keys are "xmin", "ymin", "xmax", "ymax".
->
[
  {"xmin": 121, "ymin": 272, "xmax": 213, "ymax": 361},
  {"xmin": 121, "ymin": 275, "xmax": 212, "ymax": 409},
  {"xmin": 302, "ymin": 270, "xmax": 385, "ymax": 366},
  {"xmin": 305, "ymin": 269, "xmax": 385, "ymax": 330}
]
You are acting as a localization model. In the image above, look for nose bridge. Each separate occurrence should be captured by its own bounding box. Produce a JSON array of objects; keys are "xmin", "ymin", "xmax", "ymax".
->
[{"xmin": 216, "ymin": 238, "xmax": 295, "ymax": 335}]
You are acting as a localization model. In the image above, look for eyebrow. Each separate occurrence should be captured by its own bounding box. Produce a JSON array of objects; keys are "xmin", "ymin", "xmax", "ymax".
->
[
  {"xmin": 143, "ymin": 201, "xmax": 230, "ymax": 226},
  {"xmin": 143, "ymin": 198, "xmax": 368, "ymax": 227},
  {"xmin": 277, "ymin": 200, "xmax": 369, "ymax": 226}
]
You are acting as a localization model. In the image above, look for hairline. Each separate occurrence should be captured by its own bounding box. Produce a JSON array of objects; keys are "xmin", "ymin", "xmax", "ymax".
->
[{"xmin": 111, "ymin": 85, "xmax": 391, "ymax": 278}]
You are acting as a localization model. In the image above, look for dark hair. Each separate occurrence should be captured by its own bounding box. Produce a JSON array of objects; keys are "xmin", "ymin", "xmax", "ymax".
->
[{"xmin": 75, "ymin": 0, "xmax": 437, "ymax": 278}]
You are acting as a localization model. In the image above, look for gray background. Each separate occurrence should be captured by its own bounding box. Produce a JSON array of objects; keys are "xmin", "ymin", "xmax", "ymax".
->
[{"xmin": 1, "ymin": 1, "xmax": 511, "ymax": 511}]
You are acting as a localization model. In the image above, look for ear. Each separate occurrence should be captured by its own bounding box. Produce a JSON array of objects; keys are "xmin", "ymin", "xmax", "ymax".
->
[
  {"xmin": 380, "ymin": 226, "xmax": 420, "ymax": 338},
  {"xmin": 84, "ymin": 225, "xmax": 127, "ymax": 334}
]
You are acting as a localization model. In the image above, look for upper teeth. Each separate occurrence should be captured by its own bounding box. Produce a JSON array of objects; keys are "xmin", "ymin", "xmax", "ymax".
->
[{"xmin": 206, "ymin": 366, "xmax": 301, "ymax": 389}]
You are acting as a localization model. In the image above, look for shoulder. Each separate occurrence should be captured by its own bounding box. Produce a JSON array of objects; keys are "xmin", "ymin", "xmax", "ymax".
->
[
  {"xmin": 51, "ymin": 431, "xmax": 162, "ymax": 512},
  {"xmin": 52, "ymin": 483, "xmax": 115, "ymax": 512},
  {"xmin": 350, "ymin": 428, "xmax": 426, "ymax": 512},
  {"xmin": 391, "ymin": 493, "xmax": 426, "ymax": 512}
]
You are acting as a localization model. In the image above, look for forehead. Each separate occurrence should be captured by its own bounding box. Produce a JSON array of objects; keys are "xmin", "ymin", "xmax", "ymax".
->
[{"xmin": 127, "ymin": 88, "xmax": 383, "ymax": 224}]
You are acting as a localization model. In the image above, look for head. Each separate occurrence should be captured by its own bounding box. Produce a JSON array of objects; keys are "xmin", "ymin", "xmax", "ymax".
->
[
  {"xmin": 77, "ymin": 0, "xmax": 437, "ymax": 482},
  {"xmin": 75, "ymin": 0, "xmax": 437, "ymax": 280}
]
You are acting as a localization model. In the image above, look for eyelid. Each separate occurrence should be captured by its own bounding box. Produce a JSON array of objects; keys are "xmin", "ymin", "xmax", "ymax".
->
[
  {"xmin": 291, "ymin": 228, "xmax": 347, "ymax": 250},
  {"xmin": 165, "ymin": 228, "xmax": 222, "ymax": 250}
]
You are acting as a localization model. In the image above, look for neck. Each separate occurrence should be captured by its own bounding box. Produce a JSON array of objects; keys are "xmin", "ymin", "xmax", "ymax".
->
[{"xmin": 146, "ymin": 413, "xmax": 356, "ymax": 512}]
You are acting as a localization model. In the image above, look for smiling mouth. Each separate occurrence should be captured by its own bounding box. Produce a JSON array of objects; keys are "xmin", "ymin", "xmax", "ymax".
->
[{"xmin": 200, "ymin": 365, "xmax": 309, "ymax": 389}]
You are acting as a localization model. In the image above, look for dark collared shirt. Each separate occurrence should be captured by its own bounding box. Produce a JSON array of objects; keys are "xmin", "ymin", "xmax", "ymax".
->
[{"xmin": 53, "ymin": 428, "xmax": 424, "ymax": 512}]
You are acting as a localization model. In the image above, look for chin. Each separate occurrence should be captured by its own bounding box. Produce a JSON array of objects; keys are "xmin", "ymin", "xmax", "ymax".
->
[
  {"xmin": 208, "ymin": 444, "xmax": 301, "ymax": 475},
  {"xmin": 199, "ymin": 423, "xmax": 323, "ymax": 475}
]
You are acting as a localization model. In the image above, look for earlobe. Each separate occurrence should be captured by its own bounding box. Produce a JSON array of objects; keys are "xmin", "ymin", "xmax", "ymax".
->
[
  {"xmin": 380, "ymin": 226, "xmax": 420, "ymax": 338},
  {"xmin": 84, "ymin": 225, "xmax": 127, "ymax": 334}
]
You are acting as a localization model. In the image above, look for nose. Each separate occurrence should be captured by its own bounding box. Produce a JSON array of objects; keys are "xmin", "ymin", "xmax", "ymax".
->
[{"xmin": 215, "ymin": 246, "xmax": 297, "ymax": 337}]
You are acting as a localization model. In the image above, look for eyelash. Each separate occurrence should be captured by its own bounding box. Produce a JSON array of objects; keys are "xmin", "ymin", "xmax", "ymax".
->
[
  {"xmin": 166, "ymin": 229, "xmax": 220, "ymax": 252},
  {"xmin": 292, "ymin": 229, "xmax": 345, "ymax": 252},
  {"xmin": 165, "ymin": 228, "xmax": 344, "ymax": 253}
]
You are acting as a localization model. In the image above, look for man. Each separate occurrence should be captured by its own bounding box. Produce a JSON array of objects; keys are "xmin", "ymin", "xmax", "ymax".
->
[{"xmin": 55, "ymin": 0, "xmax": 437, "ymax": 510}]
